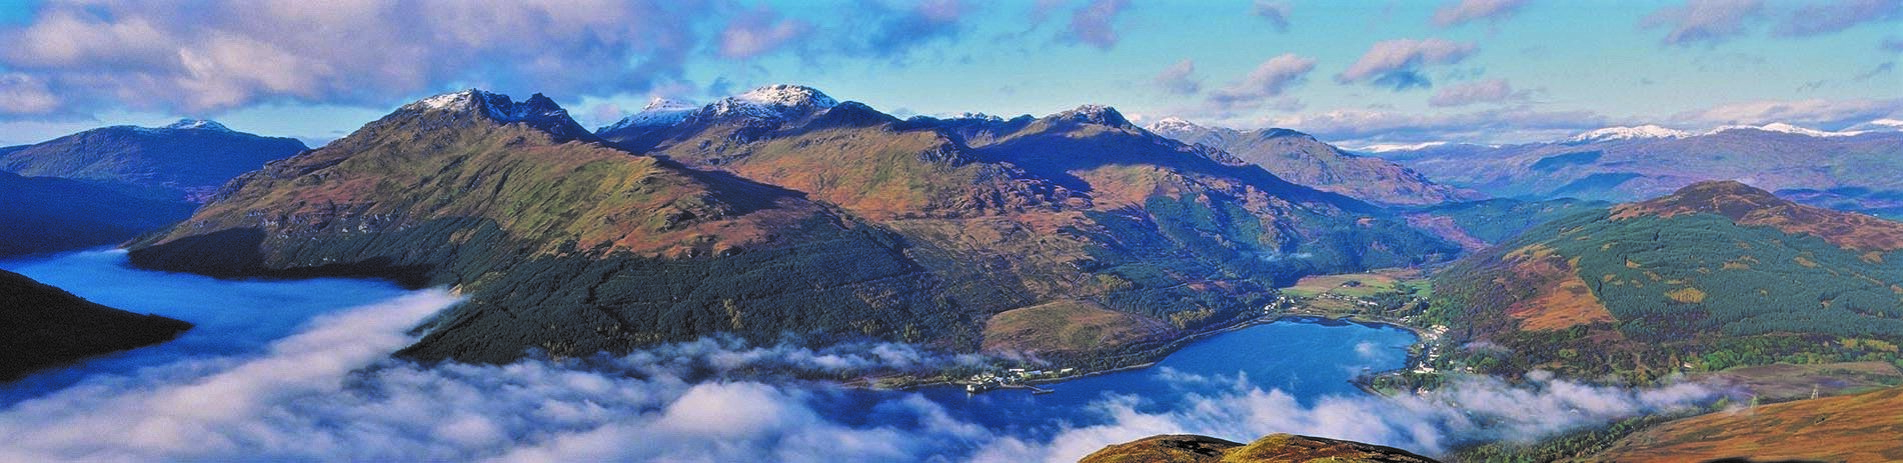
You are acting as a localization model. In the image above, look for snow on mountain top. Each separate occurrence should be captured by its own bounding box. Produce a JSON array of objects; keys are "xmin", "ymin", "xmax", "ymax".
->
[
  {"xmin": 1706, "ymin": 122, "xmax": 1862, "ymax": 137},
  {"xmin": 1052, "ymin": 104, "xmax": 1133, "ymax": 127},
  {"xmin": 733, "ymin": 85, "xmax": 837, "ymax": 109},
  {"xmin": 162, "ymin": 119, "xmax": 232, "ymax": 131},
  {"xmin": 1145, "ymin": 117, "xmax": 1205, "ymax": 136},
  {"xmin": 599, "ymin": 97, "xmax": 698, "ymax": 133},
  {"xmin": 403, "ymin": 89, "xmax": 569, "ymax": 123},
  {"xmin": 1567, "ymin": 125, "xmax": 1690, "ymax": 143},
  {"xmin": 698, "ymin": 84, "xmax": 838, "ymax": 121},
  {"xmin": 1356, "ymin": 141, "xmax": 1447, "ymax": 152},
  {"xmin": 1869, "ymin": 118, "xmax": 1903, "ymax": 129}
]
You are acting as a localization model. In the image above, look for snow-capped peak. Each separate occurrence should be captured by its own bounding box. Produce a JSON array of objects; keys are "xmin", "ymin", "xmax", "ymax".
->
[
  {"xmin": 1566, "ymin": 125, "xmax": 1690, "ymax": 143},
  {"xmin": 598, "ymin": 97, "xmax": 698, "ymax": 133},
  {"xmin": 1052, "ymin": 104, "xmax": 1133, "ymax": 128},
  {"xmin": 1868, "ymin": 118, "xmax": 1903, "ymax": 129},
  {"xmin": 1145, "ymin": 117, "xmax": 1205, "ymax": 137},
  {"xmin": 402, "ymin": 89, "xmax": 570, "ymax": 123},
  {"xmin": 1706, "ymin": 122, "xmax": 1862, "ymax": 137},
  {"xmin": 163, "ymin": 119, "xmax": 231, "ymax": 131},
  {"xmin": 700, "ymin": 84, "xmax": 838, "ymax": 121},
  {"xmin": 1356, "ymin": 141, "xmax": 1447, "ymax": 153}
]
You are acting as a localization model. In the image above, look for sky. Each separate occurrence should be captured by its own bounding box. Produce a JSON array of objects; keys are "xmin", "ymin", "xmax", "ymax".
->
[{"xmin": 0, "ymin": 0, "xmax": 1897, "ymax": 147}]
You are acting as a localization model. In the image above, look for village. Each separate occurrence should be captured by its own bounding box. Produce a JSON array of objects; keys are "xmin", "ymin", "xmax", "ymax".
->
[{"xmin": 962, "ymin": 367, "xmax": 1074, "ymax": 394}]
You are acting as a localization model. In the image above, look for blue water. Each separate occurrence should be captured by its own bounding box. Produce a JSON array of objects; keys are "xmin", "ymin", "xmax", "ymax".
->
[
  {"xmin": 819, "ymin": 319, "xmax": 1416, "ymax": 440},
  {"xmin": 0, "ymin": 249, "xmax": 410, "ymax": 405}
]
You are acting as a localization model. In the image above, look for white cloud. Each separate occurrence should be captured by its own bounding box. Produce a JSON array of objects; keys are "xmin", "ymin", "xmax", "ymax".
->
[
  {"xmin": 1252, "ymin": 1, "xmax": 1292, "ymax": 32},
  {"xmin": 1641, "ymin": 0, "xmax": 1764, "ymax": 46},
  {"xmin": 1262, "ymin": 106, "xmax": 1607, "ymax": 145},
  {"xmin": 1335, "ymin": 38, "xmax": 1476, "ymax": 89},
  {"xmin": 1065, "ymin": 0, "xmax": 1131, "ymax": 50},
  {"xmin": 1210, "ymin": 54, "xmax": 1316, "ymax": 105},
  {"xmin": 718, "ymin": 6, "xmax": 812, "ymax": 59},
  {"xmin": 1431, "ymin": 0, "xmax": 1529, "ymax": 27},
  {"xmin": 0, "ymin": 0, "xmax": 719, "ymax": 115},
  {"xmin": 1154, "ymin": 59, "xmax": 1202, "ymax": 95}
]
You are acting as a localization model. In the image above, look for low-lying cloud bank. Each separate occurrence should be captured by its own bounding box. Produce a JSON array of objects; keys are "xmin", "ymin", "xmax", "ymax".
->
[{"xmin": 0, "ymin": 290, "xmax": 1714, "ymax": 462}]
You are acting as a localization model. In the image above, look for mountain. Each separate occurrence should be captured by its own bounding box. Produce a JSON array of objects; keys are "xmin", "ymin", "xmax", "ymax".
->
[
  {"xmin": 0, "ymin": 119, "xmax": 308, "ymax": 202},
  {"xmin": 1428, "ymin": 181, "xmax": 1903, "ymax": 382},
  {"xmin": 1079, "ymin": 433, "xmax": 1438, "ymax": 463},
  {"xmin": 1, "ymin": 269, "xmax": 192, "ymax": 380},
  {"xmin": 1370, "ymin": 125, "xmax": 1903, "ymax": 218},
  {"xmin": 0, "ymin": 120, "xmax": 307, "ymax": 256},
  {"xmin": 1585, "ymin": 385, "xmax": 1903, "ymax": 462},
  {"xmin": 1146, "ymin": 117, "xmax": 1478, "ymax": 206},
  {"xmin": 0, "ymin": 171, "xmax": 197, "ymax": 257},
  {"xmin": 130, "ymin": 86, "xmax": 1456, "ymax": 365},
  {"xmin": 603, "ymin": 85, "xmax": 1456, "ymax": 360}
]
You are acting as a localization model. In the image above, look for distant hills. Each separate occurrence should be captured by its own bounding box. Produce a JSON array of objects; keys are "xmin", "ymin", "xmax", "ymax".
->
[
  {"xmin": 1080, "ymin": 433, "xmax": 1437, "ymax": 463},
  {"xmin": 1430, "ymin": 181, "xmax": 1903, "ymax": 382},
  {"xmin": 0, "ymin": 269, "xmax": 191, "ymax": 380},
  {"xmin": 128, "ymin": 86, "xmax": 1458, "ymax": 364},
  {"xmin": 0, "ymin": 120, "xmax": 306, "ymax": 257},
  {"xmin": 0, "ymin": 119, "xmax": 307, "ymax": 202},
  {"xmin": 1146, "ymin": 117, "xmax": 1479, "ymax": 206},
  {"xmin": 1369, "ymin": 124, "xmax": 1903, "ymax": 218}
]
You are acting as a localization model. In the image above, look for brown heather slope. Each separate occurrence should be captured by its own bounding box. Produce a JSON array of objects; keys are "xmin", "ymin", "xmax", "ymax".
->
[
  {"xmin": 1612, "ymin": 180, "xmax": 1903, "ymax": 252},
  {"xmin": 1586, "ymin": 385, "xmax": 1903, "ymax": 462},
  {"xmin": 1080, "ymin": 433, "xmax": 1439, "ymax": 463}
]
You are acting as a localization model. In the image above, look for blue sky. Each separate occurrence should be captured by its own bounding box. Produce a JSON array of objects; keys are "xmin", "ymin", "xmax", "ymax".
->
[{"xmin": 0, "ymin": 0, "xmax": 1896, "ymax": 147}]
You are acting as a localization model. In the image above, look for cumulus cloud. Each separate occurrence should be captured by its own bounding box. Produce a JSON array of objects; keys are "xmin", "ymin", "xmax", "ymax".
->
[
  {"xmin": 1641, "ymin": 0, "xmax": 1764, "ymax": 46},
  {"xmin": 1774, "ymin": 0, "xmax": 1902, "ymax": 37},
  {"xmin": 1668, "ymin": 97, "xmax": 1903, "ymax": 129},
  {"xmin": 0, "ymin": 73, "xmax": 61, "ymax": 116},
  {"xmin": 0, "ymin": 0, "xmax": 718, "ymax": 117},
  {"xmin": 1335, "ymin": 38, "xmax": 1476, "ymax": 90},
  {"xmin": 1154, "ymin": 59, "xmax": 1203, "ymax": 95},
  {"xmin": 1335, "ymin": 39, "xmax": 1477, "ymax": 90},
  {"xmin": 1431, "ymin": 0, "xmax": 1529, "ymax": 27},
  {"xmin": 1064, "ymin": 0, "xmax": 1131, "ymax": 50},
  {"xmin": 1427, "ymin": 78, "xmax": 1529, "ymax": 107},
  {"xmin": 1209, "ymin": 54, "xmax": 1316, "ymax": 110},
  {"xmin": 718, "ymin": 6, "xmax": 812, "ymax": 59},
  {"xmin": 1252, "ymin": 1, "xmax": 1292, "ymax": 32}
]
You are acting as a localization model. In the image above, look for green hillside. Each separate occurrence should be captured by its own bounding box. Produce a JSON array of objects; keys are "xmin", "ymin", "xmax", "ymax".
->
[{"xmin": 1428, "ymin": 181, "xmax": 1903, "ymax": 382}]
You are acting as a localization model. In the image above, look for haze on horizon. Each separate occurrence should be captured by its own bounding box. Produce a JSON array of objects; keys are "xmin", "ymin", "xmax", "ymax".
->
[{"xmin": 0, "ymin": 0, "xmax": 1896, "ymax": 147}]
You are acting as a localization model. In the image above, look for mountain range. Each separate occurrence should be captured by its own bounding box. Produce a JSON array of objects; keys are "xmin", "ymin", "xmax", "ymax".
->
[
  {"xmin": 0, "ymin": 120, "xmax": 306, "ymax": 256},
  {"xmin": 1369, "ymin": 124, "xmax": 1903, "ymax": 218},
  {"xmin": 127, "ymin": 86, "xmax": 1458, "ymax": 364},
  {"xmin": 1146, "ymin": 117, "xmax": 1480, "ymax": 207}
]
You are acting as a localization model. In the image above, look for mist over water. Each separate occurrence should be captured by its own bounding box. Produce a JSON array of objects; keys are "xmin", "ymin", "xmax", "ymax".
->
[{"xmin": 0, "ymin": 250, "xmax": 1715, "ymax": 462}]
